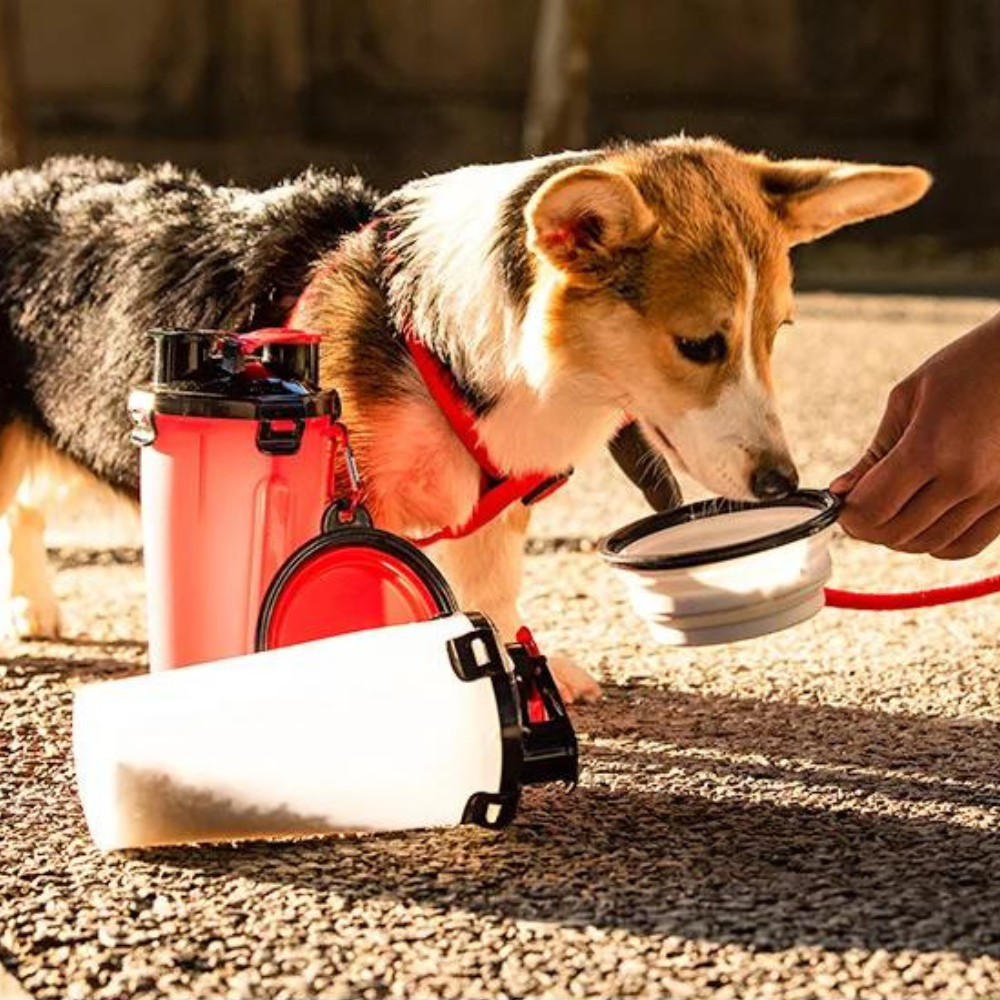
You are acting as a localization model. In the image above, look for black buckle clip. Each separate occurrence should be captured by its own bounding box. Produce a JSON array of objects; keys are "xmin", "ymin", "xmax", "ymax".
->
[
  {"xmin": 522, "ymin": 469, "xmax": 573, "ymax": 506},
  {"xmin": 447, "ymin": 624, "xmax": 506, "ymax": 682},
  {"xmin": 256, "ymin": 403, "xmax": 306, "ymax": 455},
  {"xmin": 461, "ymin": 791, "xmax": 519, "ymax": 829}
]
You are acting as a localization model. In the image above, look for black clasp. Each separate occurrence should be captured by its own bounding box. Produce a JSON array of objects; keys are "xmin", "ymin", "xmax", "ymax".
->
[
  {"xmin": 522, "ymin": 469, "xmax": 573, "ymax": 506},
  {"xmin": 321, "ymin": 498, "xmax": 373, "ymax": 532},
  {"xmin": 461, "ymin": 791, "xmax": 519, "ymax": 829},
  {"xmin": 257, "ymin": 418, "xmax": 305, "ymax": 455},
  {"xmin": 447, "ymin": 623, "xmax": 506, "ymax": 682},
  {"xmin": 256, "ymin": 403, "xmax": 306, "ymax": 455}
]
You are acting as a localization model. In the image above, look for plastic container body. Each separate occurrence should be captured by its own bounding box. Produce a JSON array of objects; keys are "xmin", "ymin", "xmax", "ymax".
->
[
  {"xmin": 130, "ymin": 328, "xmax": 338, "ymax": 671},
  {"xmin": 74, "ymin": 615, "xmax": 517, "ymax": 850},
  {"xmin": 139, "ymin": 411, "xmax": 334, "ymax": 670}
]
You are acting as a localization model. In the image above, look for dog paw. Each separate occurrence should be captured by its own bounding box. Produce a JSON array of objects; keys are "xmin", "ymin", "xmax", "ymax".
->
[
  {"xmin": 3, "ymin": 594, "xmax": 62, "ymax": 640},
  {"xmin": 548, "ymin": 655, "xmax": 602, "ymax": 704}
]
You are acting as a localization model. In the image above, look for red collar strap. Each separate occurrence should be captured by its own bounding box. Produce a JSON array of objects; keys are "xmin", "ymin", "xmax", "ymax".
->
[{"xmin": 404, "ymin": 324, "xmax": 572, "ymax": 547}]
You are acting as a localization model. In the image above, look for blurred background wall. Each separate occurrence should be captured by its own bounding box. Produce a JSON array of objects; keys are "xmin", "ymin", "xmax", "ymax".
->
[{"xmin": 2, "ymin": 0, "xmax": 1000, "ymax": 261}]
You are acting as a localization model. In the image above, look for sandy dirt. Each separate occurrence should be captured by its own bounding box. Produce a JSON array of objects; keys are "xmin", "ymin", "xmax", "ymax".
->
[{"xmin": 3, "ymin": 292, "xmax": 1000, "ymax": 999}]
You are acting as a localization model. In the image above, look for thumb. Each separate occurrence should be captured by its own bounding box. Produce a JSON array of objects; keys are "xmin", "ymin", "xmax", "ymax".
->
[{"xmin": 829, "ymin": 451, "xmax": 879, "ymax": 496}]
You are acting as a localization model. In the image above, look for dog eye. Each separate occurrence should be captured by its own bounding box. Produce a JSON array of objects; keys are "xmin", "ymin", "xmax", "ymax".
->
[{"xmin": 674, "ymin": 332, "xmax": 728, "ymax": 365}]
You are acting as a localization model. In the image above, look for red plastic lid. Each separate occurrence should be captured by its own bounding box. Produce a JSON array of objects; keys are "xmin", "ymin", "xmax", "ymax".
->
[{"xmin": 255, "ymin": 527, "xmax": 459, "ymax": 651}]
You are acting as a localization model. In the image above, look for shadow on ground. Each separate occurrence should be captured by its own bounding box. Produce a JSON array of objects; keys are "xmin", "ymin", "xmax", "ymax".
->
[
  {"xmin": 4, "ymin": 637, "xmax": 1000, "ymax": 1000},
  {"xmin": 85, "ymin": 678, "xmax": 997, "ymax": 960}
]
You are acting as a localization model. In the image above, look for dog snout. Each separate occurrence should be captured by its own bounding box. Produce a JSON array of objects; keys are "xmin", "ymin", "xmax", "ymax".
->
[{"xmin": 750, "ymin": 461, "xmax": 799, "ymax": 500}]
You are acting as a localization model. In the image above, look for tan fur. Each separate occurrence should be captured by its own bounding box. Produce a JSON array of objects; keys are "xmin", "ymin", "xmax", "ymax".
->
[
  {"xmin": 524, "ymin": 141, "xmax": 929, "ymax": 495},
  {"xmin": 755, "ymin": 158, "xmax": 932, "ymax": 244},
  {"xmin": 0, "ymin": 422, "xmax": 59, "ymax": 640},
  {"xmin": 0, "ymin": 421, "xmax": 136, "ymax": 640}
]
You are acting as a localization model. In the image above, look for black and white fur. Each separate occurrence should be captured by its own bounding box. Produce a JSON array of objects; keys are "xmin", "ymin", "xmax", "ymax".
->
[{"xmin": 0, "ymin": 156, "xmax": 374, "ymax": 638}]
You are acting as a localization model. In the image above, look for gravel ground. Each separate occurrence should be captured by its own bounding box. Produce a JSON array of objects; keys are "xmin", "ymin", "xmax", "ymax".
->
[{"xmin": 3, "ymin": 292, "xmax": 1000, "ymax": 1000}]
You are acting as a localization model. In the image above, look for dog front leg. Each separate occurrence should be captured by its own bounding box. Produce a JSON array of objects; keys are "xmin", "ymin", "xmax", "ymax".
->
[
  {"xmin": 428, "ymin": 505, "xmax": 529, "ymax": 639},
  {"xmin": 427, "ymin": 506, "xmax": 600, "ymax": 704},
  {"xmin": 0, "ymin": 423, "xmax": 60, "ymax": 641}
]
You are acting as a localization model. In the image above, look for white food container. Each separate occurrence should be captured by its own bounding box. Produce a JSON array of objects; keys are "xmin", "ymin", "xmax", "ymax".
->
[
  {"xmin": 73, "ymin": 613, "xmax": 577, "ymax": 850},
  {"xmin": 599, "ymin": 490, "xmax": 841, "ymax": 646}
]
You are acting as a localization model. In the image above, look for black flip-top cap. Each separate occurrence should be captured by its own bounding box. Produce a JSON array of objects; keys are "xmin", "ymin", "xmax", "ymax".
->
[
  {"xmin": 453, "ymin": 613, "xmax": 578, "ymax": 830},
  {"xmin": 136, "ymin": 328, "xmax": 339, "ymax": 425},
  {"xmin": 151, "ymin": 328, "xmax": 321, "ymax": 388}
]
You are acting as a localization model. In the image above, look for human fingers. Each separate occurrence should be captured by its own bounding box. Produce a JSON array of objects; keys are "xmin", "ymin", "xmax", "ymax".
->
[
  {"xmin": 857, "ymin": 481, "xmax": 979, "ymax": 551},
  {"xmin": 830, "ymin": 380, "xmax": 917, "ymax": 498},
  {"xmin": 829, "ymin": 450, "xmax": 879, "ymax": 496},
  {"xmin": 932, "ymin": 504, "xmax": 1000, "ymax": 560},
  {"xmin": 899, "ymin": 495, "xmax": 991, "ymax": 554},
  {"xmin": 837, "ymin": 434, "xmax": 932, "ymax": 536}
]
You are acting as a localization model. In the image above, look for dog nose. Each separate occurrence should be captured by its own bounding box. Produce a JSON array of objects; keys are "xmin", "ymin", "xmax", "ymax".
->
[{"xmin": 751, "ymin": 464, "xmax": 799, "ymax": 500}]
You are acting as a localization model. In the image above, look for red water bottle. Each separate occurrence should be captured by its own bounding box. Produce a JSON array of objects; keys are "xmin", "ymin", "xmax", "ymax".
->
[{"xmin": 129, "ymin": 328, "xmax": 339, "ymax": 670}]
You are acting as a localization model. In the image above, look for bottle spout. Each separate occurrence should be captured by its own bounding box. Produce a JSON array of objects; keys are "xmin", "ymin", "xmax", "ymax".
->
[
  {"xmin": 521, "ymin": 717, "xmax": 578, "ymax": 786},
  {"xmin": 508, "ymin": 641, "xmax": 578, "ymax": 787}
]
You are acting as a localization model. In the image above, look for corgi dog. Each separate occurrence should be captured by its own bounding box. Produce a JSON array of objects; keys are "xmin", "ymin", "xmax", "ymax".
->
[{"xmin": 0, "ymin": 140, "xmax": 930, "ymax": 700}]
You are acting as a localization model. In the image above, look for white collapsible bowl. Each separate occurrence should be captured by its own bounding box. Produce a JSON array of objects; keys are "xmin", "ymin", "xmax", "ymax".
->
[{"xmin": 599, "ymin": 490, "xmax": 841, "ymax": 646}]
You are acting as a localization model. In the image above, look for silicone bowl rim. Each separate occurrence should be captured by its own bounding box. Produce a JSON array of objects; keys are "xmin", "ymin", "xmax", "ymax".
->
[
  {"xmin": 598, "ymin": 488, "xmax": 842, "ymax": 572},
  {"xmin": 255, "ymin": 525, "xmax": 459, "ymax": 652}
]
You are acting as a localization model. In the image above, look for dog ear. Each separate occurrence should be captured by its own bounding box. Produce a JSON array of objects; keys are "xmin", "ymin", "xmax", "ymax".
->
[
  {"xmin": 526, "ymin": 166, "xmax": 657, "ymax": 274},
  {"xmin": 758, "ymin": 158, "xmax": 932, "ymax": 245}
]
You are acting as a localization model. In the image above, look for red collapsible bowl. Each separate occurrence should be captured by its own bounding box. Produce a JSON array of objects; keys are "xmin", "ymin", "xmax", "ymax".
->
[{"xmin": 255, "ymin": 527, "xmax": 458, "ymax": 651}]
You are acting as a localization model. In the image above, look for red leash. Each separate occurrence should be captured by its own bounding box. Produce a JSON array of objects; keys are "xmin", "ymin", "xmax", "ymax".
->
[
  {"xmin": 815, "ymin": 490, "xmax": 1000, "ymax": 610},
  {"xmin": 825, "ymin": 574, "xmax": 1000, "ymax": 610}
]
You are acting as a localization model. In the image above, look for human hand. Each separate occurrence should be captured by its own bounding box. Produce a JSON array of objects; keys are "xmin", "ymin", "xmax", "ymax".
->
[{"xmin": 830, "ymin": 311, "xmax": 1000, "ymax": 558}]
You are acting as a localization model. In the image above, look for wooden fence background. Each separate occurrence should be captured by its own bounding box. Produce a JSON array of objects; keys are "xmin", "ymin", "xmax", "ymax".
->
[{"xmin": 7, "ymin": 0, "xmax": 1000, "ymax": 243}]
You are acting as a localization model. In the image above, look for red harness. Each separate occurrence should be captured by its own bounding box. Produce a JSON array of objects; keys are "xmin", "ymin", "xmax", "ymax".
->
[
  {"xmin": 403, "ymin": 326, "xmax": 571, "ymax": 547},
  {"xmin": 289, "ymin": 222, "xmax": 571, "ymax": 545}
]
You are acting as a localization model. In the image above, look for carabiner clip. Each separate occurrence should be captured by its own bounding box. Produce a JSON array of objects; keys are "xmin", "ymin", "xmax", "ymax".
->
[{"xmin": 323, "ymin": 421, "xmax": 371, "ymax": 530}]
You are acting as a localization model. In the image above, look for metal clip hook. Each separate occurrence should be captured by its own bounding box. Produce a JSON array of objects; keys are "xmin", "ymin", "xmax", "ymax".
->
[{"xmin": 323, "ymin": 420, "xmax": 371, "ymax": 530}]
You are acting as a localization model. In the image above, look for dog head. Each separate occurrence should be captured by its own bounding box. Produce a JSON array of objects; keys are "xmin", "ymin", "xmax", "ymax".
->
[{"xmin": 523, "ymin": 138, "xmax": 931, "ymax": 499}]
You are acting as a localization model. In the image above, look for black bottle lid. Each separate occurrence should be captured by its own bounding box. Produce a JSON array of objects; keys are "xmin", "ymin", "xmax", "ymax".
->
[
  {"xmin": 152, "ymin": 327, "xmax": 324, "ymax": 387},
  {"xmin": 130, "ymin": 328, "xmax": 339, "ymax": 454},
  {"xmin": 133, "ymin": 327, "xmax": 339, "ymax": 421}
]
